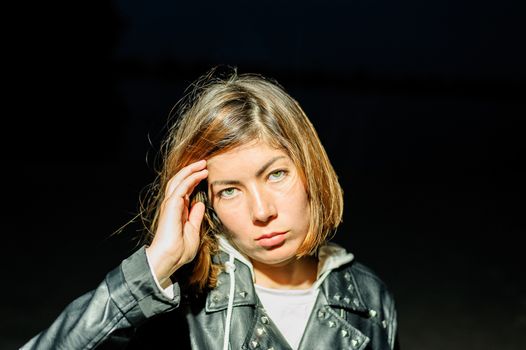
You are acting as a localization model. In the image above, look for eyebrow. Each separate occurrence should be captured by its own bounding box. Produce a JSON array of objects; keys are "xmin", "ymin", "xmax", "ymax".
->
[{"xmin": 209, "ymin": 156, "xmax": 286, "ymax": 187}]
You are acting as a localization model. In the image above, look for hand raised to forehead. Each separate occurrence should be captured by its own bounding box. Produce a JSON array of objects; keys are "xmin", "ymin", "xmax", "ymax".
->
[{"xmin": 146, "ymin": 160, "xmax": 208, "ymax": 287}]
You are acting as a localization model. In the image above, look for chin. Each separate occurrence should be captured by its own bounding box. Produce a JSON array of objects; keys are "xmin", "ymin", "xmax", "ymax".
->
[{"xmin": 253, "ymin": 246, "xmax": 299, "ymax": 266}]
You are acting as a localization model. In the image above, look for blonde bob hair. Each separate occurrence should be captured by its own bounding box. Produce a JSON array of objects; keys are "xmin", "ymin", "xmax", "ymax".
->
[{"xmin": 141, "ymin": 68, "xmax": 343, "ymax": 293}]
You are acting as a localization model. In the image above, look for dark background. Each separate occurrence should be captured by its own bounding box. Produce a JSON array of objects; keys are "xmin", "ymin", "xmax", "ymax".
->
[{"xmin": 3, "ymin": 1, "xmax": 525, "ymax": 349}]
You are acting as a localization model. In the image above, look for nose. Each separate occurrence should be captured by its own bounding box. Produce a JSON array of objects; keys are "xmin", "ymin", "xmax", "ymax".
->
[{"xmin": 249, "ymin": 185, "xmax": 277, "ymax": 224}]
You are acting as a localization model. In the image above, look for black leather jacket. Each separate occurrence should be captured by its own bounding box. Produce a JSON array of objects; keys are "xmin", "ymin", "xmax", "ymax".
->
[{"xmin": 22, "ymin": 245, "xmax": 398, "ymax": 350}]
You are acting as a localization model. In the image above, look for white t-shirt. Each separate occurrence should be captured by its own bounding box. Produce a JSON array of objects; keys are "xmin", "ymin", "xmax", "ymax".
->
[{"xmin": 254, "ymin": 284, "xmax": 319, "ymax": 350}]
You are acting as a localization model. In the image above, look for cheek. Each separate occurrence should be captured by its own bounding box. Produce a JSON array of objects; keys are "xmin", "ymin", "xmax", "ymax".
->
[
  {"xmin": 291, "ymin": 187, "xmax": 311, "ymax": 232},
  {"xmin": 214, "ymin": 204, "xmax": 249, "ymax": 236},
  {"xmin": 284, "ymin": 181, "xmax": 310, "ymax": 212}
]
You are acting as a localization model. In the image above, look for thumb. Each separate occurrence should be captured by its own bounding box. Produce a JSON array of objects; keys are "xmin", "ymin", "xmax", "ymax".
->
[{"xmin": 187, "ymin": 201, "xmax": 206, "ymax": 234}]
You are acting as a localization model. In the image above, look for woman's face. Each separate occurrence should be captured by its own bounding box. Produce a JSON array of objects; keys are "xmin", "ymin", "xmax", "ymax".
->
[{"xmin": 207, "ymin": 140, "xmax": 310, "ymax": 267}]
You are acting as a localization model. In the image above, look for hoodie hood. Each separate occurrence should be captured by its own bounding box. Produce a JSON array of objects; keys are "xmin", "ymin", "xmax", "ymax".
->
[{"xmin": 216, "ymin": 234, "xmax": 354, "ymax": 287}]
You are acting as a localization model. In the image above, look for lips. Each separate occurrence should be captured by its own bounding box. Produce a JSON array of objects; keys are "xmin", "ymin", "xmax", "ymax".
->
[{"xmin": 256, "ymin": 231, "xmax": 287, "ymax": 248}]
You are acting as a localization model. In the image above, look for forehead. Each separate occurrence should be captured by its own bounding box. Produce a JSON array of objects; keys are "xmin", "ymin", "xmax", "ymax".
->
[{"xmin": 206, "ymin": 141, "xmax": 290, "ymax": 176}]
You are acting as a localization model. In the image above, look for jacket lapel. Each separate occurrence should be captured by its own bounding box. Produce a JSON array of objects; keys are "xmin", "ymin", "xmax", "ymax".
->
[
  {"xmin": 298, "ymin": 268, "xmax": 371, "ymax": 350},
  {"xmin": 205, "ymin": 257, "xmax": 258, "ymax": 312},
  {"xmin": 242, "ymin": 304, "xmax": 293, "ymax": 350}
]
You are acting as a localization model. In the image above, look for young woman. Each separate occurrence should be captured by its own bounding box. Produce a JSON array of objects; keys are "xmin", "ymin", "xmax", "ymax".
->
[{"xmin": 23, "ymin": 70, "xmax": 399, "ymax": 350}]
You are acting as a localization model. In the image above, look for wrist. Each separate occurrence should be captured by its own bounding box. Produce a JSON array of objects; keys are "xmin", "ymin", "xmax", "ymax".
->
[{"xmin": 145, "ymin": 246, "xmax": 179, "ymax": 287}]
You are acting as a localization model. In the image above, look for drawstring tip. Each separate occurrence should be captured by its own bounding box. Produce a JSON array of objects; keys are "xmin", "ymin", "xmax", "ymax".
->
[{"xmin": 225, "ymin": 261, "xmax": 236, "ymax": 273}]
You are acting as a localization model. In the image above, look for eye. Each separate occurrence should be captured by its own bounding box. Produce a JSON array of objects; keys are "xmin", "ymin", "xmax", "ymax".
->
[
  {"xmin": 268, "ymin": 169, "xmax": 287, "ymax": 181},
  {"xmin": 218, "ymin": 188, "xmax": 238, "ymax": 199}
]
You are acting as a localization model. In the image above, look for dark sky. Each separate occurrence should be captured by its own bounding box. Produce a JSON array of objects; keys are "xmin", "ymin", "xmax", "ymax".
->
[{"xmin": 3, "ymin": 1, "xmax": 525, "ymax": 349}]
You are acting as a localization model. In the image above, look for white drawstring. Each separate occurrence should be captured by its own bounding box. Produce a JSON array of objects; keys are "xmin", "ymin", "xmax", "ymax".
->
[{"xmin": 222, "ymin": 254, "xmax": 236, "ymax": 350}]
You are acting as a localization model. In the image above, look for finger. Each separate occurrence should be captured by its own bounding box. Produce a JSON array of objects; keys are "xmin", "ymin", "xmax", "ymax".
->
[
  {"xmin": 159, "ymin": 169, "xmax": 207, "ymax": 218},
  {"xmin": 158, "ymin": 195, "xmax": 185, "ymax": 231},
  {"xmin": 165, "ymin": 160, "xmax": 207, "ymax": 197},
  {"xmin": 165, "ymin": 159, "xmax": 206, "ymax": 197},
  {"xmin": 183, "ymin": 202, "xmax": 206, "ymax": 255},
  {"xmin": 187, "ymin": 201, "xmax": 206, "ymax": 231},
  {"xmin": 171, "ymin": 169, "xmax": 208, "ymax": 199}
]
